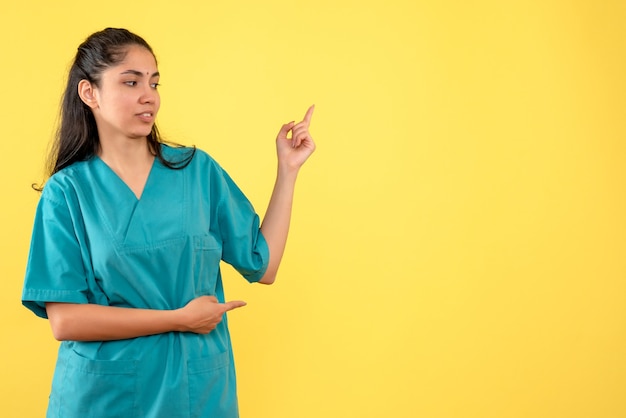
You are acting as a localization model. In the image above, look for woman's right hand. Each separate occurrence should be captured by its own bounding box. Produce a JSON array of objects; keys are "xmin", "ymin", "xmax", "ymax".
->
[{"xmin": 177, "ymin": 296, "xmax": 247, "ymax": 334}]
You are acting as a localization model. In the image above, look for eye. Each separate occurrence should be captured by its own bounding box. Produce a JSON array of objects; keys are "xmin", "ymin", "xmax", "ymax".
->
[
  {"xmin": 124, "ymin": 81, "xmax": 137, "ymax": 87},
  {"xmin": 151, "ymin": 83, "xmax": 160, "ymax": 89}
]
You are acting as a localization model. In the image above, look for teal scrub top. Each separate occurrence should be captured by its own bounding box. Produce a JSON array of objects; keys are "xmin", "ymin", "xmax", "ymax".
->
[{"xmin": 22, "ymin": 145, "xmax": 269, "ymax": 418}]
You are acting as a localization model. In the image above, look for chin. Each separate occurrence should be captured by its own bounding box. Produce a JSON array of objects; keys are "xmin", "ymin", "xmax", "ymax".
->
[{"xmin": 130, "ymin": 129, "xmax": 154, "ymax": 139}]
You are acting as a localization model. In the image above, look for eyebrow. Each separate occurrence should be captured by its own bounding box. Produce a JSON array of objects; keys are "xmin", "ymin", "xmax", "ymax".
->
[{"xmin": 119, "ymin": 69, "xmax": 160, "ymax": 78}]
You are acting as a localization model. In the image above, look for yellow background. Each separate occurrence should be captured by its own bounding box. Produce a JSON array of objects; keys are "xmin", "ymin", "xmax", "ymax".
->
[{"xmin": 1, "ymin": 1, "xmax": 625, "ymax": 417}]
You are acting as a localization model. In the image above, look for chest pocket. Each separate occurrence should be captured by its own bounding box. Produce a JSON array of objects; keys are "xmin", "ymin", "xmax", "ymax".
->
[{"xmin": 192, "ymin": 234, "xmax": 223, "ymax": 295}]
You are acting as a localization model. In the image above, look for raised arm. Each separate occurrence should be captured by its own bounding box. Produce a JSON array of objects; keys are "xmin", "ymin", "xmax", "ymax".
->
[
  {"xmin": 45, "ymin": 296, "xmax": 246, "ymax": 341},
  {"xmin": 258, "ymin": 105, "xmax": 316, "ymax": 284}
]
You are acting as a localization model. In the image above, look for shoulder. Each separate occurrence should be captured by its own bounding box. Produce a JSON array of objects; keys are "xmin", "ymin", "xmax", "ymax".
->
[{"xmin": 41, "ymin": 159, "xmax": 93, "ymax": 204}]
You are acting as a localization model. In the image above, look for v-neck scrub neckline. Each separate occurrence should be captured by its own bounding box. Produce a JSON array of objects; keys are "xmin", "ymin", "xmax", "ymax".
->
[{"xmin": 93, "ymin": 154, "xmax": 157, "ymax": 201}]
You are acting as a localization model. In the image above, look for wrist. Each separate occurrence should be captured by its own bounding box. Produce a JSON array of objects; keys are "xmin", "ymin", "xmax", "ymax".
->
[
  {"xmin": 276, "ymin": 164, "xmax": 299, "ymax": 182},
  {"xmin": 171, "ymin": 307, "xmax": 188, "ymax": 333}
]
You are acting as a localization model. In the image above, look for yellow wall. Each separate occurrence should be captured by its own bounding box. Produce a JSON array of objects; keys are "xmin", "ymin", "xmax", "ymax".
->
[{"xmin": 2, "ymin": 1, "xmax": 625, "ymax": 417}]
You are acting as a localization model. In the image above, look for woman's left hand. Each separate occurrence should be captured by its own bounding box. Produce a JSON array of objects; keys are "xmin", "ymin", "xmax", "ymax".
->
[{"xmin": 276, "ymin": 105, "xmax": 316, "ymax": 170}]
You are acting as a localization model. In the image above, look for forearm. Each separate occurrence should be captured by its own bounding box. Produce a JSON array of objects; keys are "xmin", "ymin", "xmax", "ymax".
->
[
  {"xmin": 259, "ymin": 167, "xmax": 299, "ymax": 284},
  {"xmin": 46, "ymin": 302, "xmax": 184, "ymax": 342}
]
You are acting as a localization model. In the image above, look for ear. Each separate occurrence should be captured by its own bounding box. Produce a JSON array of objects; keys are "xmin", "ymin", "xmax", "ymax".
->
[{"xmin": 78, "ymin": 79, "xmax": 98, "ymax": 109}]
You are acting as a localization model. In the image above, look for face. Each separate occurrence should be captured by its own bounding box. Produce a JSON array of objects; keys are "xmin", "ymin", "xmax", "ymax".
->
[{"xmin": 81, "ymin": 45, "xmax": 160, "ymax": 144}]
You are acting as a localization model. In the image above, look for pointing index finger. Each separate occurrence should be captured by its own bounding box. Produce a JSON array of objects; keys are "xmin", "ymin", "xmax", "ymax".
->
[
  {"xmin": 223, "ymin": 300, "xmax": 247, "ymax": 311},
  {"xmin": 303, "ymin": 105, "xmax": 315, "ymax": 125}
]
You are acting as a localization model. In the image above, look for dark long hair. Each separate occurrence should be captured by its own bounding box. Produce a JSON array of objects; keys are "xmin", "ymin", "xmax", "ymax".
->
[{"xmin": 35, "ymin": 28, "xmax": 194, "ymax": 190}]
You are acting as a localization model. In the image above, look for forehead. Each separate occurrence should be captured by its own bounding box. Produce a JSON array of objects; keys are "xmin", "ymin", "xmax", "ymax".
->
[{"xmin": 110, "ymin": 45, "xmax": 158, "ymax": 74}]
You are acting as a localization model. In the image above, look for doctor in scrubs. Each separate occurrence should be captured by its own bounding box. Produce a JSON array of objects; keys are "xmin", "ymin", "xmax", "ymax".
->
[{"xmin": 22, "ymin": 28, "xmax": 315, "ymax": 418}]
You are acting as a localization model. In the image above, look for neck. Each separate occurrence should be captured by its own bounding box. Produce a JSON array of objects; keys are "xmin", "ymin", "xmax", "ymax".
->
[{"xmin": 98, "ymin": 136, "xmax": 154, "ymax": 173}]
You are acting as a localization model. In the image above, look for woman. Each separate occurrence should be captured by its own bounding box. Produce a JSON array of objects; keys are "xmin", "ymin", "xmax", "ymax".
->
[{"xmin": 22, "ymin": 27, "xmax": 315, "ymax": 417}]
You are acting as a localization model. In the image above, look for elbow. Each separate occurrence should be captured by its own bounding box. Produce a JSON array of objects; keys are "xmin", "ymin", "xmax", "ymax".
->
[
  {"xmin": 257, "ymin": 271, "xmax": 277, "ymax": 285},
  {"xmin": 46, "ymin": 303, "xmax": 73, "ymax": 341},
  {"xmin": 48, "ymin": 315, "xmax": 71, "ymax": 341},
  {"xmin": 256, "ymin": 259, "xmax": 278, "ymax": 285},
  {"xmin": 49, "ymin": 318, "xmax": 70, "ymax": 341}
]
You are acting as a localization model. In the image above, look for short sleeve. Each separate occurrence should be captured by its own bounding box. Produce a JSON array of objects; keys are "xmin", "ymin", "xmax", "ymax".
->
[
  {"xmin": 22, "ymin": 188, "xmax": 90, "ymax": 319},
  {"xmin": 214, "ymin": 166, "xmax": 269, "ymax": 283}
]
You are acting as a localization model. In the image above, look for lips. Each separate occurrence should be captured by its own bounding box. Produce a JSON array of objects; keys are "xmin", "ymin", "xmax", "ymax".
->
[{"xmin": 136, "ymin": 111, "xmax": 155, "ymax": 122}]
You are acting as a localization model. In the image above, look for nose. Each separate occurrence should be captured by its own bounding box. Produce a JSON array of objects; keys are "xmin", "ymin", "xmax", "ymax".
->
[{"xmin": 139, "ymin": 82, "xmax": 158, "ymax": 104}]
